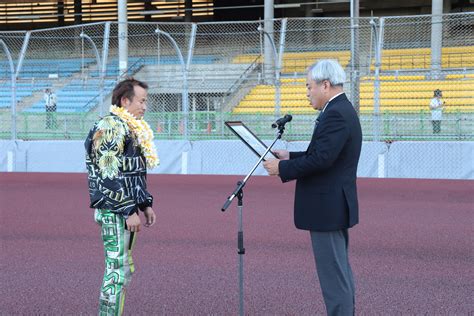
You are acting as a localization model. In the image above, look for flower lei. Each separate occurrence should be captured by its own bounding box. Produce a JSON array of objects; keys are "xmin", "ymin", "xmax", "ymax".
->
[{"xmin": 110, "ymin": 105, "xmax": 159, "ymax": 169}]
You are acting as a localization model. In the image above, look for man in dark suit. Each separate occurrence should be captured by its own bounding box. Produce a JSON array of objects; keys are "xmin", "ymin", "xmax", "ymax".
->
[{"xmin": 263, "ymin": 59, "xmax": 362, "ymax": 315}]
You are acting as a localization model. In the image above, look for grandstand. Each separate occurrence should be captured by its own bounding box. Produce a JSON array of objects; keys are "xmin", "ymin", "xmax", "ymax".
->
[
  {"xmin": 232, "ymin": 50, "xmax": 351, "ymax": 74},
  {"xmin": 1, "ymin": 55, "xmax": 223, "ymax": 113},
  {"xmin": 0, "ymin": 13, "xmax": 473, "ymax": 142},
  {"xmin": 0, "ymin": 81, "xmax": 49, "ymax": 109},
  {"xmin": 232, "ymin": 76, "xmax": 474, "ymax": 115},
  {"xmin": 0, "ymin": 58, "xmax": 94, "ymax": 109},
  {"xmin": 24, "ymin": 78, "xmax": 117, "ymax": 113},
  {"xmin": 375, "ymin": 46, "xmax": 474, "ymax": 70},
  {"xmin": 231, "ymin": 45, "xmax": 474, "ymax": 116}
]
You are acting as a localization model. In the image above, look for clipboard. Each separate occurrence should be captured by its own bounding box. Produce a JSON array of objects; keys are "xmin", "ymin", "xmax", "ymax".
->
[{"xmin": 225, "ymin": 121, "xmax": 278, "ymax": 161}]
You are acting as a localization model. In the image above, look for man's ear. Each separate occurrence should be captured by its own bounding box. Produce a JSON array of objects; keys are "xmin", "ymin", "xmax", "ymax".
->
[
  {"xmin": 121, "ymin": 96, "xmax": 130, "ymax": 107},
  {"xmin": 324, "ymin": 80, "xmax": 331, "ymax": 89}
]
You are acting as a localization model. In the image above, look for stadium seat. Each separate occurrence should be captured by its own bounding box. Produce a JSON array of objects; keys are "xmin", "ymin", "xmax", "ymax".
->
[{"xmin": 232, "ymin": 77, "xmax": 474, "ymax": 114}]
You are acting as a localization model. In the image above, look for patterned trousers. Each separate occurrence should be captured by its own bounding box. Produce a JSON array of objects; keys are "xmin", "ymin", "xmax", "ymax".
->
[{"xmin": 95, "ymin": 209, "xmax": 136, "ymax": 316}]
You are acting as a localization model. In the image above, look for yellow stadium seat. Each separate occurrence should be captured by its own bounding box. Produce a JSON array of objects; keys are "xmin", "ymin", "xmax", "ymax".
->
[
  {"xmin": 233, "ymin": 77, "xmax": 474, "ymax": 114},
  {"xmin": 234, "ymin": 46, "xmax": 474, "ymax": 76}
]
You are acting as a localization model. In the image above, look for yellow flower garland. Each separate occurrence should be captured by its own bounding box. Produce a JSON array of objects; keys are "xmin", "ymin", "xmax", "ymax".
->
[{"xmin": 110, "ymin": 105, "xmax": 159, "ymax": 169}]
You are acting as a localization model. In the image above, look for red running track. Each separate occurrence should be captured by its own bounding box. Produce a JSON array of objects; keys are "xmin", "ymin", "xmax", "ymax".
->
[{"xmin": 0, "ymin": 173, "xmax": 473, "ymax": 315}]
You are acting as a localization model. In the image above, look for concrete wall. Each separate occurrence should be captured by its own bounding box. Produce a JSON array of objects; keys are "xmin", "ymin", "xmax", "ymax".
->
[{"xmin": 0, "ymin": 140, "xmax": 472, "ymax": 179}]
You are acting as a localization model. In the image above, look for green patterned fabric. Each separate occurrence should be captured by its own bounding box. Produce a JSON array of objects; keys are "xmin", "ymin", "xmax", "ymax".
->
[{"xmin": 95, "ymin": 209, "xmax": 136, "ymax": 316}]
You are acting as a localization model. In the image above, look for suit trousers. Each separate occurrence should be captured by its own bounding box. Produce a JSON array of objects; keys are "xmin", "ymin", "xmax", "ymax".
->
[{"xmin": 310, "ymin": 229, "xmax": 355, "ymax": 316}]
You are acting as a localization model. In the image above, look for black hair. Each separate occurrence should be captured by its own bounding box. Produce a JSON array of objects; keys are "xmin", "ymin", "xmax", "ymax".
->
[{"xmin": 111, "ymin": 78, "xmax": 148, "ymax": 107}]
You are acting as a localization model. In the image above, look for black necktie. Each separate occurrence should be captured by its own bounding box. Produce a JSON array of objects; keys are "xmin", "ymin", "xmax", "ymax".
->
[{"xmin": 313, "ymin": 110, "xmax": 323, "ymax": 133}]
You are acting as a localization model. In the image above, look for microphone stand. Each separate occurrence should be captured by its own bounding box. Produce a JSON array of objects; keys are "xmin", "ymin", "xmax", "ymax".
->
[{"xmin": 221, "ymin": 123, "xmax": 287, "ymax": 316}]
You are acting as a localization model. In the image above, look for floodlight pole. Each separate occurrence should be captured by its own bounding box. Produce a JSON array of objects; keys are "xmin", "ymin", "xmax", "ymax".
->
[
  {"xmin": 101, "ymin": 22, "xmax": 111, "ymax": 107},
  {"xmin": 80, "ymin": 32, "xmax": 104, "ymax": 116},
  {"xmin": 258, "ymin": 18, "xmax": 286, "ymax": 118},
  {"xmin": 155, "ymin": 28, "xmax": 189, "ymax": 139},
  {"xmin": 0, "ymin": 40, "xmax": 17, "ymax": 140},
  {"xmin": 118, "ymin": 0, "xmax": 128, "ymax": 77},
  {"xmin": 350, "ymin": 0, "xmax": 360, "ymax": 113},
  {"xmin": 430, "ymin": 0, "xmax": 443, "ymax": 79},
  {"xmin": 370, "ymin": 18, "xmax": 384, "ymax": 142}
]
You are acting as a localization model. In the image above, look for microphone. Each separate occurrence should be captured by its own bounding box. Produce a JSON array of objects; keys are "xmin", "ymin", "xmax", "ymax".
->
[{"xmin": 271, "ymin": 114, "xmax": 292, "ymax": 128}]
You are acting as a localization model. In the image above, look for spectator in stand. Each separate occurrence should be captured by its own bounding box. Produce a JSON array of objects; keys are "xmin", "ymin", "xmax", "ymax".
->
[
  {"xmin": 429, "ymin": 89, "xmax": 444, "ymax": 134},
  {"xmin": 44, "ymin": 88, "xmax": 57, "ymax": 129}
]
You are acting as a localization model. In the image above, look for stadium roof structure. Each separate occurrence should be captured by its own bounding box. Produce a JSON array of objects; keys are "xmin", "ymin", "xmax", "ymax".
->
[{"xmin": 0, "ymin": 0, "xmax": 472, "ymax": 31}]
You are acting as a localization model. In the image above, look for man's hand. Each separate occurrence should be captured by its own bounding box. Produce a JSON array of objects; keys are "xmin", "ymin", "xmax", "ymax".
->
[
  {"xmin": 263, "ymin": 158, "xmax": 280, "ymax": 176},
  {"xmin": 143, "ymin": 207, "xmax": 156, "ymax": 227},
  {"xmin": 126, "ymin": 213, "xmax": 141, "ymax": 232},
  {"xmin": 273, "ymin": 149, "xmax": 289, "ymax": 160}
]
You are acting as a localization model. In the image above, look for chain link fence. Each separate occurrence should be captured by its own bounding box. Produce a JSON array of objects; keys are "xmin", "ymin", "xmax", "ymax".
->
[
  {"xmin": 362, "ymin": 14, "xmax": 474, "ymax": 142},
  {"xmin": 0, "ymin": 13, "xmax": 473, "ymax": 144},
  {"xmin": 0, "ymin": 30, "xmax": 28, "ymax": 139}
]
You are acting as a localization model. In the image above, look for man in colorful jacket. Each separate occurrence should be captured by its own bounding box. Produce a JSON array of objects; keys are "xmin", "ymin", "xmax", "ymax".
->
[{"xmin": 85, "ymin": 78, "xmax": 159, "ymax": 316}]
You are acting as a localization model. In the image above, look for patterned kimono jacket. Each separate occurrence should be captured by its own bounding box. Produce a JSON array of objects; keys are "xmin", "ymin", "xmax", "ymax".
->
[{"xmin": 85, "ymin": 114, "xmax": 153, "ymax": 218}]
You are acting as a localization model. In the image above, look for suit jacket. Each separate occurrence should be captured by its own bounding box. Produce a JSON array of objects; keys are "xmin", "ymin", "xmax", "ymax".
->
[{"xmin": 279, "ymin": 93, "xmax": 362, "ymax": 232}]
